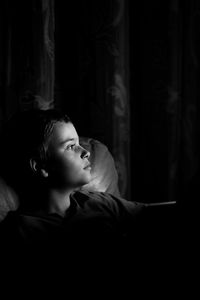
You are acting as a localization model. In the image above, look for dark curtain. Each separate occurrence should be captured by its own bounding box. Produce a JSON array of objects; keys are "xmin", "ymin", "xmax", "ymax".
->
[
  {"xmin": 177, "ymin": 0, "xmax": 200, "ymax": 207},
  {"xmin": 129, "ymin": 0, "xmax": 200, "ymax": 207},
  {"xmin": 0, "ymin": 0, "xmax": 55, "ymax": 123},
  {"xmin": 166, "ymin": 0, "xmax": 200, "ymax": 207}
]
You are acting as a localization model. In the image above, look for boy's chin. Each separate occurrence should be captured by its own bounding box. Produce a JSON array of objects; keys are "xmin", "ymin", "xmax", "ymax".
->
[
  {"xmin": 79, "ymin": 174, "xmax": 92, "ymax": 186},
  {"xmin": 83, "ymin": 175, "xmax": 92, "ymax": 185}
]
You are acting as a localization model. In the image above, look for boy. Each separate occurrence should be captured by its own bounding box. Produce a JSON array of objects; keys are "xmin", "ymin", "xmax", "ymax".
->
[
  {"xmin": 0, "ymin": 109, "xmax": 147, "ymax": 252},
  {"xmin": 0, "ymin": 108, "xmax": 178, "ymax": 292}
]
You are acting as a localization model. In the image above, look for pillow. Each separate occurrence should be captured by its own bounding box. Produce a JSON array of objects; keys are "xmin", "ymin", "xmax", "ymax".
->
[
  {"xmin": 0, "ymin": 178, "xmax": 19, "ymax": 222},
  {"xmin": 79, "ymin": 137, "xmax": 120, "ymax": 197},
  {"xmin": 0, "ymin": 137, "xmax": 120, "ymax": 221}
]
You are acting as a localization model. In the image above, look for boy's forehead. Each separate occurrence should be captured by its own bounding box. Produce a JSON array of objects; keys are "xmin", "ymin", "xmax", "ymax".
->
[{"xmin": 50, "ymin": 121, "xmax": 78, "ymax": 144}]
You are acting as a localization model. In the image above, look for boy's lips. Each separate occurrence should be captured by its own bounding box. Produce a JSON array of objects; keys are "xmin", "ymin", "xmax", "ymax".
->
[{"xmin": 84, "ymin": 163, "xmax": 91, "ymax": 170}]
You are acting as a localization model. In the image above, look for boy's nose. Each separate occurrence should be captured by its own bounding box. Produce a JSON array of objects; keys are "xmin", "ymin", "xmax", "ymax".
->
[{"xmin": 81, "ymin": 147, "xmax": 90, "ymax": 159}]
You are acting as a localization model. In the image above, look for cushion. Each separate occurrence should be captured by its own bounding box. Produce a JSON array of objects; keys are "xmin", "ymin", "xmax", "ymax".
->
[
  {"xmin": 79, "ymin": 137, "xmax": 120, "ymax": 197},
  {"xmin": 0, "ymin": 178, "xmax": 19, "ymax": 222}
]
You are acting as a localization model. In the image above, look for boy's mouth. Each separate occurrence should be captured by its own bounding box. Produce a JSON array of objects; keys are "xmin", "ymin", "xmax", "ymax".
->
[{"xmin": 84, "ymin": 163, "xmax": 91, "ymax": 170}]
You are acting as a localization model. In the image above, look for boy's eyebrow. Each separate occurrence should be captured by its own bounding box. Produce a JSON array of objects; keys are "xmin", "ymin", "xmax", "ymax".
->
[{"xmin": 60, "ymin": 138, "xmax": 78, "ymax": 145}]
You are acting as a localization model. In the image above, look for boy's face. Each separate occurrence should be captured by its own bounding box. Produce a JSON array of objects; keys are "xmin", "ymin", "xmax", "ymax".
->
[{"xmin": 46, "ymin": 121, "xmax": 92, "ymax": 190}]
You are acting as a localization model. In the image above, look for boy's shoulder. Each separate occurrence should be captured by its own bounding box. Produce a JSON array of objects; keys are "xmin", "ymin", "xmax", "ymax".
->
[
  {"xmin": 73, "ymin": 190, "xmax": 146, "ymax": 216},
  {"xmin": 73, "ymin": 189, "xmax": 122, "ymax": 207}
]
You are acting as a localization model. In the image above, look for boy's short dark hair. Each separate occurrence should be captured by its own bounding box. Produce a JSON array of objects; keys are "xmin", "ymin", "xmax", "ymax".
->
[{"xmin": 0, "ymin": 109, "xmax": 71, "ymax": 201}]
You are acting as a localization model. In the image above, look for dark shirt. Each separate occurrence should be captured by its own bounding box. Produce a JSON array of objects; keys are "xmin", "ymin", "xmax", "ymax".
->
[
  {"xmin": 0, "ymin": 190, "xmax": 145, "ymax": 259},
  {"xmin": 0, "ymin": 190, "xmax": 178, "ymax": 292},
  {"xmin": 0, "ymin": 192, "xmax": 145, "ymax": 244}
]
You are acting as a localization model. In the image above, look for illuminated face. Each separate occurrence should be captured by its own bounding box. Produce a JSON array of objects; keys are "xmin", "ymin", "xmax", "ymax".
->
[{"xmin": 46, "ymin": 121, "xmax": 91, "ymax": 191}]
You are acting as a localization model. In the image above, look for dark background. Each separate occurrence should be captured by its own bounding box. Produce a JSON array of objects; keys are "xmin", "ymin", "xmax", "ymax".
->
[{"xmin": 1, "ymin": 0, "xmax": 200, "ymax": 207}]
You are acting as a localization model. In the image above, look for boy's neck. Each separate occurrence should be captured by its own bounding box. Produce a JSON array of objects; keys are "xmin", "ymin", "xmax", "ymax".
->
[{"xmin": 46, "ymin": 189, "xmax": 72, "ymax": 217}]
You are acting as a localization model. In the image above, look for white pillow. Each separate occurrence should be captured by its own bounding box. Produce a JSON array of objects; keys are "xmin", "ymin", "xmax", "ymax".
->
[
  {"xmin": 0, "ymin": 178, "xmax": 19, "ymax": 221},
  {"xmin": 79, "ymin": 137, "xmax": 120, "ymax": 197}
]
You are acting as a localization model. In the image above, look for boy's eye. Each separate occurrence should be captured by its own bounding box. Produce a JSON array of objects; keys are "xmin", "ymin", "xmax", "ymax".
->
[{"xmin": 66, "ymin": 144, "xmax": 76, "ymax": 150}]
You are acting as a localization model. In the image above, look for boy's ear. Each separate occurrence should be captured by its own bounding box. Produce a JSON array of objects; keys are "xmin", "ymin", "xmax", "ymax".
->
[{"xmin": 29, "ymin": 158, "xmax": 49, "ymax": 178}]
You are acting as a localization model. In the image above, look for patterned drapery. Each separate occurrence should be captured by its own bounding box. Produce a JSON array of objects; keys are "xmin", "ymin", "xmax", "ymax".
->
[
  {"xmin": 108, "ymin": 0, "xmax": 131, "ymax": 199},
  {"xmin": 0, "ymin": 0, "xmax": 55, "ymax": 123},
  {"xmin": 166, "ymin": 0, "xmax": 200, "ymax": 205},
  {"xmin": 174, "ymin": 0, "xmax": 200, "ymax": 206}
]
